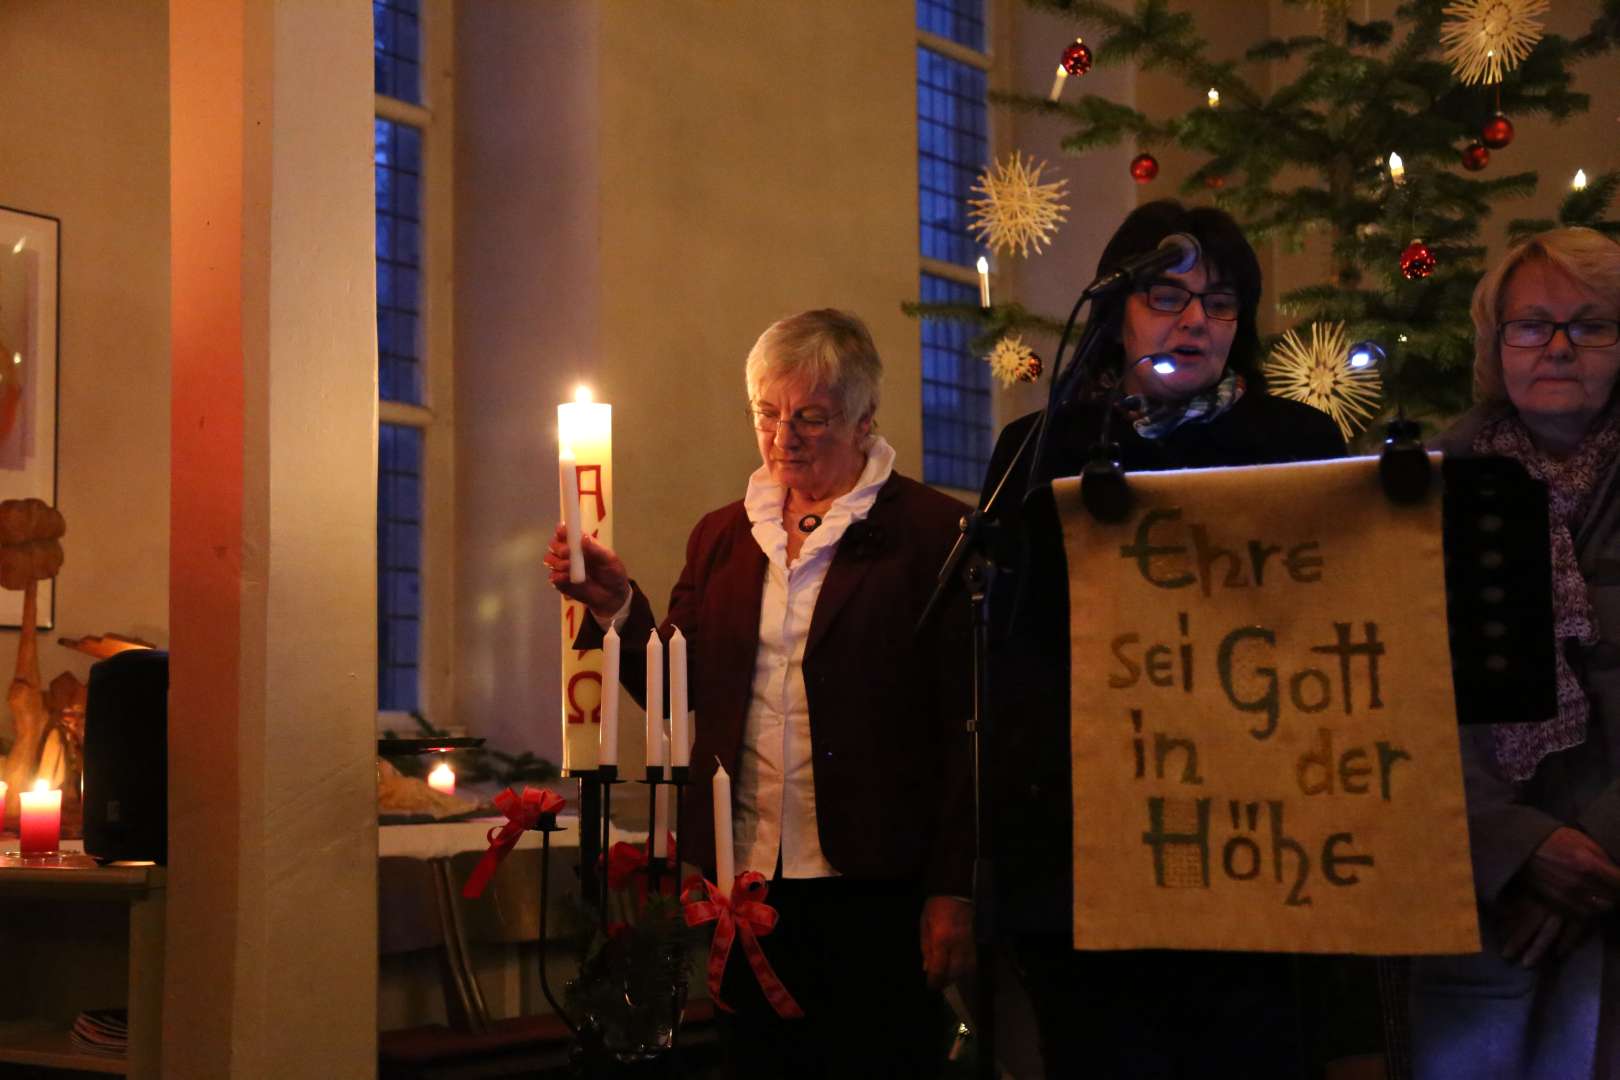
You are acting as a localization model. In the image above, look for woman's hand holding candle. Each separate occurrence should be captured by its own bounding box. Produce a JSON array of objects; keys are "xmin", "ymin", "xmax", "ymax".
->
[{"xmin": 544, "ymin": 524, "xmax": 631, "ymax": 620}]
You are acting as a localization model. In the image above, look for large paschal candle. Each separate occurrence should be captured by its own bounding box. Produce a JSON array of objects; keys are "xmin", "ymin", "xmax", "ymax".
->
[{"xmin": 557, "ymin": 386, "xmax": 613, "ymax": 775}]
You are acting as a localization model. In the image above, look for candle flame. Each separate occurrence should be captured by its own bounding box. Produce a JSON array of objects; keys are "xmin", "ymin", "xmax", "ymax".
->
[
  {"xmin": 1573, "ymin": 169, "xmax": 1588, "ymax": 191},
  {"xmin": 11, "ymin": 238, "xmax": 23, "ymax": 254},
  {"xmin": 574, "ymin": 385, "xmax": 593, "ymax": 404},
  {"xmin": 1207, "ymin": 88, "xmax": 1220, "ymax": 108},
  {"xmin": 429, "ymin": 762, "xmax": 454, "ymax": 781},
  {"xmin": 31, "ymin": 778, "xmax": 49, "ymax": 792},
  {"xmin": 976, "ymin": 256, "xmax": 989, "ymax": 274},
  {"xmin": 1388, "ymin": 152, "xmax": 1405, "ymax": 185}
]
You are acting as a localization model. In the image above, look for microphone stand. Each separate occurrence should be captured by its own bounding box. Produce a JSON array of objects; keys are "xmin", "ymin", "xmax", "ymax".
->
[{"xmin": 915, "ymin": 269, "xmax": 1125, "ymax": 1080}]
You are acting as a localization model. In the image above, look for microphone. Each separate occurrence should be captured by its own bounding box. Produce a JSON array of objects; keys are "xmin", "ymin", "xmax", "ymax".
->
[{"xmin": 1082, "ymin": 233, "xmax": 1202, "ymax": 299}]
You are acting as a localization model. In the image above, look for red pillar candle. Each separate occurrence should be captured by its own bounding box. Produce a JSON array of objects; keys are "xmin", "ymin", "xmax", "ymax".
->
[{"xmin": 19, "ymin": 780, "xmax": 61, "ymax": 855}]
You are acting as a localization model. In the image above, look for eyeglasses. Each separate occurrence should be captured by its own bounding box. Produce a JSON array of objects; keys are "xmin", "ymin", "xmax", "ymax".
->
[
  {"xmin": 1141, "ymin": 282, "xmax": 1241, "ymax": 321},
  {"xmin": 1499, "ymin": 318, "xmax": 1620, "ymax": 349},
  {"xmin": 747, "ymin": 407, "xmax": 844, "ymax": 439}
]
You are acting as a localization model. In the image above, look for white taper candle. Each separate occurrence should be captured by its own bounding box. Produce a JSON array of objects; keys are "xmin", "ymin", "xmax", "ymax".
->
[
  {"xmin": 713, "ymin": 759, "xmax": 734, "ymax": 898},
  {"xmin": 669, "ymin": 627, "xmax": 690, "ymax": 767},
  {"xmin": 645, "ymin": 629, "xmax": 664, "ymax": 770},
  {"xmin": 560, "ymin": 444, "xmax": 585, "ymax": 584}
]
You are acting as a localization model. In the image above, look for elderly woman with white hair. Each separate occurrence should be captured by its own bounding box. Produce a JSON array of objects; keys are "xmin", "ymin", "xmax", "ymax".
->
[
  {"xmin": 1413, "ymin": 227, "xmax": 1620, "ymax": 1079},
  {"xmin": 547, "ymin": 308, "xmax": 973, "ymax": 1077}
]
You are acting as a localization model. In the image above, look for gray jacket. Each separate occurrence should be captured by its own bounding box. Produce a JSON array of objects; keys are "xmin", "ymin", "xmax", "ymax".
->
[{"xmin": 1412, "ymin": 404, "xmax": 1620, "ymax": 1079}]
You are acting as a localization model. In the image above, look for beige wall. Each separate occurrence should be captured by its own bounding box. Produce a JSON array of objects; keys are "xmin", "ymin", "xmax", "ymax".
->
[
  {"xmin": 456, "ymin": 2, "xmax": 920, "ymax": 768},
  {"xmin": 0, "ymin": 1, "xmax": 171, "ymax": 722},
  {"xmin": 168, "ymin": 1, "xmax": 378, "ymax": 1074}
]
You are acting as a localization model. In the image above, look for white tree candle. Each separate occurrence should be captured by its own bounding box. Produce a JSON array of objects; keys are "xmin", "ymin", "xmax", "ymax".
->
[
  {"xmin": 976, "ymin": 256, "xmax": 991, "ymax": 308},
  {"xmin": 669, "ymin": 627, "xmax": 689, "ymax": 767},
  {"xmin": 713, "ymin": 761, "xmax": 734, "ymax": 898},
  {"xmin": 599, "ymin": 625, "xmax": 620, "ymax": 767}
]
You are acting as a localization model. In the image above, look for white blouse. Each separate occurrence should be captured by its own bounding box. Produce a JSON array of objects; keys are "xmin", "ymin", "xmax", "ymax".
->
[{"xmin": 732, "ymin": 436, "xmax": 896, "ymax": 879}]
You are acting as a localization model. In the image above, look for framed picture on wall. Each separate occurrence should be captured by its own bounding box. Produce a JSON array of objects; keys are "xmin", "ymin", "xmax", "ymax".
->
[{"xmin": 0, "ymin": 206, "xmax": 59, "ymax": 629}]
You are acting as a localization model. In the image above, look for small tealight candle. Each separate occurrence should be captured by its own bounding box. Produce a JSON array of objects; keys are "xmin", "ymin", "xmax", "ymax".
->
[
  {"xmin": 19, "ymin": 779, "xmax": 61, "ymax": 855},
  {"xmin": 427, "ymin": 762, "xmax": 456, "ymax": 796}
]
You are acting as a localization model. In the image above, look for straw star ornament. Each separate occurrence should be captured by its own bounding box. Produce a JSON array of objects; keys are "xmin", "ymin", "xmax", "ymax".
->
[
  {"xmin": 1440, "ymin": 0, "xmax": 1547, "ymax": 86},
  {"xmin": 968, "ymin": 153, "xmax": 1070, "ymax": 258},
  {"xmin": 1265, "ymin": 322, "xmax": 1382, "ymax": 439},
  {"xmin": 985, "ymin": 335, "xmax": 1040, "ymax": 388}
]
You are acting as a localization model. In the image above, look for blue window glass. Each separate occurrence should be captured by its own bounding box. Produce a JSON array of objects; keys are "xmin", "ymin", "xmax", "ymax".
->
[
  {"xmin": 917, "ymin": 47, "xmax": 987, "ymax": 267},
  {"xmin": 920, "ymin": 274, "xmax": 992, "ymax": 491},
  {"xmin": 374, "ymin": 0, "xmax": 421, "ymax": 104},
  {"xmin": 375, "ymin": 118, "xmax": 423, "ymax": 406},
  {"xmin": 916, "ymin": 0, "xmax": 986, "ymax": 51},
  {"xmin": 379, "ymin": 423, "xmax": 423, "ymax": 712}
]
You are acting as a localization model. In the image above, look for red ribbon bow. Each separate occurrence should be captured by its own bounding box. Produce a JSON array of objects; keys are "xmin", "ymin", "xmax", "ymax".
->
[
  {"xmin": 681, "ymin": 871, "xmax": 804, "ymax": 1019},
  {"xmin": 461, "ymin": 787, "xmax": 565, "ymax": 899},
  {"xmin": 602, "ymin": 837, "xmax": 678, "ymax": 898}
]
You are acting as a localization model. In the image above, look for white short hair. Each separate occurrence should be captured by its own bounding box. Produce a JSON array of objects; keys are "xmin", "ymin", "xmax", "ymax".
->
[{"xmin": 744, "ymin": 309, "xmax": 882, "ymax": 424}]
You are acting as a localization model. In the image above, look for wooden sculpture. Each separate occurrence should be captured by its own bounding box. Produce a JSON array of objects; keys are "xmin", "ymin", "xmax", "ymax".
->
[{"xmin": 0, "ymin": 497, "xmax": 73, "ymax": 822}]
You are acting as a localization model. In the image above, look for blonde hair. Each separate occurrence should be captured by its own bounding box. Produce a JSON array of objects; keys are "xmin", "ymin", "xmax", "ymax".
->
[
  {"xmin": 1472, "ymin": 227, "xmax": 1620, "ymax": 404},
  {"xmin": 744, "ymin": 309, "xmax": 882, "ymax": 425}
]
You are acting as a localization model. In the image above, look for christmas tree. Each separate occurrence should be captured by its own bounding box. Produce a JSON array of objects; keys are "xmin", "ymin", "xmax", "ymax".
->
[{"xmin": 915, "ymin": 0, "xmax": 1620, "ymax": 429}]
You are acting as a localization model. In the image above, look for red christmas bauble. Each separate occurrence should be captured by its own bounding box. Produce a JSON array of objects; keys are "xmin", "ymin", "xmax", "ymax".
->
[
  {"xmin": 1204, "ymin": 173, "xmax": 1226, "ymax": 189},
  {"xmin": 1461, "ymin": 141, "xmax": 1490, "ymax": 171},
  {"xmin": 1130, "ymin": 153, "xmax": 1159, "ymax": 183},
  {"xmin": 1400, "ymin": 239, "xmax": 1437, "ymax": 280},
  {"xmin": 1061, "ymin": 40, "xmax": 1093, "ymax": 77},
  {"xmin": 1481, "ymin": 113, "xmax": 1514, "ymax": 149},
  {"xmin": 1019, "ymin": 354, "xmax": 1044, "ymax": 383}
]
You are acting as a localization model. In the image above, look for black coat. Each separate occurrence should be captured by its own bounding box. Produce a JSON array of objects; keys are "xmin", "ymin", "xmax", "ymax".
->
[
  {"xmin": 982, "ymin": 390, "xmax": 1347, "ymax": 931},
  {"xmin": 979, "ymin": 392, "xmax": 1382, "ymax": 1076}
]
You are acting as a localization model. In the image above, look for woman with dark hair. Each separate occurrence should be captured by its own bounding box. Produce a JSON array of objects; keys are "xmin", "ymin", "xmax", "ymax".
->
[{"xmin": 981, "ymin": 200, "xmax": 1374, "ymax": 1075}]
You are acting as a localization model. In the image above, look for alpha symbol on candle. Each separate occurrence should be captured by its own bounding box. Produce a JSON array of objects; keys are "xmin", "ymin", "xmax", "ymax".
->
[{"xmin": 575, "ymin": 464, "xmax": 606, "ymax": 523}]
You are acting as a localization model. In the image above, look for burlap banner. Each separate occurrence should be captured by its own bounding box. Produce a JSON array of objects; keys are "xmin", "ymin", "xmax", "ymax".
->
[{"xmin": 1058, "ymin": 456, "xmax": 1478, "ymax": 954}]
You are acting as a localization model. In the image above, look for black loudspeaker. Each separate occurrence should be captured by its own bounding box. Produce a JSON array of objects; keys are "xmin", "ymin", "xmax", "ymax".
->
[{"xmin": 82, "ymin": 649, "xmax": 168, "ymax": 865}]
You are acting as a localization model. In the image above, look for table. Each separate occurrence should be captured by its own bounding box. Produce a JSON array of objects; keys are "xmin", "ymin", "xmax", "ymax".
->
[{"xmin": 0, "ymin": 842, "xmax": 164, "ymax": 1077}]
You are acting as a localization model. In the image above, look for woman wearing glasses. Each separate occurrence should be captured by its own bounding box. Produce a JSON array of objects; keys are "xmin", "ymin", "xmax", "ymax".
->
[
  {"xmin": 1413, "ymin": 228, "xmax": 1620, "ymax": 1080},
  {"xmin": 546, "ymin": 309, "xmax": 972, "ymax": 1078},
  {"xmin": 981, "ymin": 200, "xmax": 1372, "ymax": 1076}
]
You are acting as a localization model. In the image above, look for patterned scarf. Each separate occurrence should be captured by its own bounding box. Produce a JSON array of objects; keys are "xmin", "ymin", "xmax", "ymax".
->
[
  {"xmin": 1474, "ymin": 408, "xmax": 1620, "ymax": 780},
  {"xmin": 1120, "ymin": 369, "xmax": 1246, "ymax": 440}
]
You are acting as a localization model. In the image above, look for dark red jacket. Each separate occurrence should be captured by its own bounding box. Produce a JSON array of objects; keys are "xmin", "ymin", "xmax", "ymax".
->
[{"xmin": 583, "ymin": 471, "xmax": 973, "ymax": 896}]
